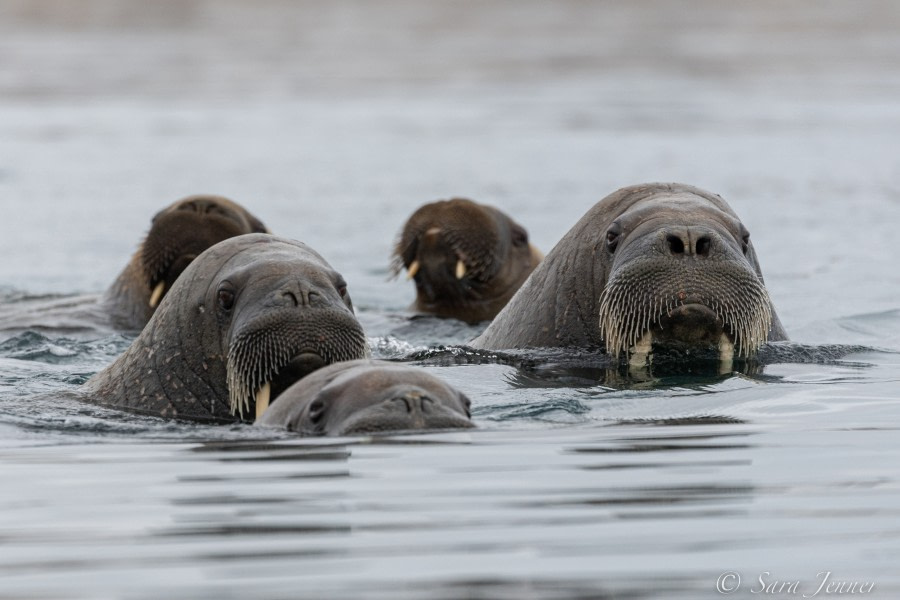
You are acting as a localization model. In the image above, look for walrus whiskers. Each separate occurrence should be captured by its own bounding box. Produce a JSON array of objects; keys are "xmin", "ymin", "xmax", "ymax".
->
[
  {"xmin": 226, "ymin": 319, "xmax": 370, "ymax": 418},
  {"xmin": 598, "ymin": 265, "xmax": 773, "ymax": 360}
]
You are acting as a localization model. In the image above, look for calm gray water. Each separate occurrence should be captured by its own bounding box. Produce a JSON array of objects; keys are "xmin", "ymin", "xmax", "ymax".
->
[{"xmin": 1, "ymin": 1, "xmax": 900, "ymax": 598}]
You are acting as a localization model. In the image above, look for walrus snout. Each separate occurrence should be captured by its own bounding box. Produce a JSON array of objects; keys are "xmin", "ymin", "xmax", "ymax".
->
[
  {"xmin": 598, "ymin": 219, "xmax": 774, "ymax": 360},
  {"xmin": 337, "ymin": 391, "xmax": 476, "ymax": 436}
]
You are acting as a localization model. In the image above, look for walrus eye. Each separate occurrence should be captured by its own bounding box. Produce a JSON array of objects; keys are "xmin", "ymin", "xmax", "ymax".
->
[
  {"xmin": 606, "ymin": 224, "xmax": 621, "ymax": 253},
  {"xmin": 217, "ymin": 286, "xmax": 235, "ymax": 311},
  {"xmin": 337, "ymin": 285, "xmax": 347, "ymax": 298}
]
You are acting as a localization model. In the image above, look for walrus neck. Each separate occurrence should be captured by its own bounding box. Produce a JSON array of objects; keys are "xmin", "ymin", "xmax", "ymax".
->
[
  {"xmin": 471, "ymin": 240, "xmax": 604, "ymax": 349},
  {"xmin": 82, "ymin": 294, "xmax": 233, "ymax": 422}
]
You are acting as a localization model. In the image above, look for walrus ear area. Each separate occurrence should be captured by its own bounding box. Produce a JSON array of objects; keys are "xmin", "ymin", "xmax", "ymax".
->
[{"xmin": 605, "ymin": 221, "xmax": 622, "ymax": 253}]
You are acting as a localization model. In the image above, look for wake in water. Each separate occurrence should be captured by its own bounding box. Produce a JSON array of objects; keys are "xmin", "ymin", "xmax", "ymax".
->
[{"xmin": 0, "ymin": 303, "xmax": 896, "ymax": 441}]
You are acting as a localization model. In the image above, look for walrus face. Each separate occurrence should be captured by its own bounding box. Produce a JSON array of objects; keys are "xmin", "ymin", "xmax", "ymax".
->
[
  {"xmin": 597, "ymin": 194, "xmax": 773, "ymax": 359},
  {"xmin": 209, "ymin": 243, "xmax": 370, "ymax": 421},
  {"xmin": 392, "ymin": 198, "xmax": 541, "ymax": 322},
  {"xmin": 141, "ymin": 195, "xmax": 268, "ymax": 310},
  {"xmin": 257, "ymin": 361, "xmax": 474, "ymax": 436}
]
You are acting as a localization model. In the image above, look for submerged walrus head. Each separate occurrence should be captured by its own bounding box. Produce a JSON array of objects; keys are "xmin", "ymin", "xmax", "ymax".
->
[
  {"xmin": 103, "ymin": 195, "xmax": 268, "ymax": 330},
  {"xmin": 392, "ymin": 198, "xmax": 542, "ymax": 323},
  {"xmin": 472, "ymin": 183, "xmax": 787, "ymax": 359},
  {"xmin": 85, "ymin": 235, "xmax": 370, "ymax": 422},
  {"xmin": 256, "ymin": 360, "xmax": 475, "ymax": 436}
]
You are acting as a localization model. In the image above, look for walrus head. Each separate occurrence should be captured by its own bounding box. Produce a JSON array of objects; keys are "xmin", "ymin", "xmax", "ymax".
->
[
  {"xmin": 471, "ymin": 183, "xmax": 787, "ymax": 358},
  {"xmin": 256, "ymin": 360, "xmax": 474, "ymax": 436},
  {"xmin": 84, "ymin": 235, "xmax": 370, "ymax": 423},
  {"xmin": 392, "ymin": 198, "xmax": 542, "ymax": 323},
  {"xmin": 141, "ymin": 195, "xmax": 268, "ymax": 310},
  {"xmin": 597, "ymin": 192, "xmax": 774, "ymax": 360},
  {"xmin": 102, "ymin": 195, "xmax": 269, "ymax": 331}
]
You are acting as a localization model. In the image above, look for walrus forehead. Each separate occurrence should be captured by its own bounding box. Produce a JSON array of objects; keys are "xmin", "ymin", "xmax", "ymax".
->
[
  {"xmin": 200, "ymin": 235, "xmax": 332, "ymax": 279},
  {"xmin": 612, "ymin": 202, "xmax": 746, "ymax": 249},
  {"xmin": 620, "ymin": 194, "xmax": 741, "ymax": 228}
]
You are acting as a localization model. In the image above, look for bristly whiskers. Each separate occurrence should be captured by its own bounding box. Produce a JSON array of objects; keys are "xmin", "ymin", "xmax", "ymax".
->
[
  {"xmin": 226, "ymin": 316, "xmax": 369, "ymax": 418},
  {"xmin": 597, "ymin": 262, "xmax": 773, "ymax": 359}
]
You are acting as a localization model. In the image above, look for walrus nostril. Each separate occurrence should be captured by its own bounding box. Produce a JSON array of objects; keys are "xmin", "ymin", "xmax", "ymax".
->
[
  {"xmin": 309, "ymin": 399, "xmax": 325, "ymax": 423},
  {"xmin": 390, "ymin": 393, "xmax": 433, "ymax": 413},
  {"xmin": 177, "ymin": 199, "xmax": 222, "ymax": 215},
  {"xmin": 666, "ymin": 234, "xmax": 685, "ymax": 255},
  {"xmin": 392, "ymin": 397, "xmax": 413, "ymax": 412},
  {"xmin": 282, "ymin": 291, "xmax": 299, "ymax": 306},
  {"xmin": 696, "ymin": 235, "xmax": 711, "ymax": 256}
]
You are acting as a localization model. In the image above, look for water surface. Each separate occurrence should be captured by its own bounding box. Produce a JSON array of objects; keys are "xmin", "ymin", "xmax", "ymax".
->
[{"xmin": 1, "ymin": 1, "xmax": 900, "ymax": 598}]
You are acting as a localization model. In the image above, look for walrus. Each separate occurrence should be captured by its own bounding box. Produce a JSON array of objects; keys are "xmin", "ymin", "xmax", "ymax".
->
[
  {"xmin": 0, "ymin": 195, "xmax": 269, "ymax": 338},
  {"xmin": 101, "ymin": 194, "xmax": 269, "ymax": 330},
  {"xmin": 392, "ymin": 198, "xmax": 542, "ymax": 323},
  {"xmin": 256, "ymin": 359, "xmax": 475, "ymax": 435},
  {"xmin": 471, "ymin": 183, "xmax": 787, "ymax": 363},
  {"xmin": 80, "ymin": 234, "xmax": 370, "ymax": 422}
]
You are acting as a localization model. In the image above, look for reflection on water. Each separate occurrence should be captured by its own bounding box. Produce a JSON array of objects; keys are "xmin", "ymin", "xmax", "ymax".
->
[{"xmin": 1, "ymin": 423, "xmax": 898, "ymax": 599}]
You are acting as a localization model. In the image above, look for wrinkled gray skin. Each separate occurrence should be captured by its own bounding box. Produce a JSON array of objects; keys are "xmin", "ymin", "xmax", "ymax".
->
[
  {"xmin": 257, "ymin": 359, "xmax": 475, "ymax": 436},
  {"xmin": 101, "ymin": 194, "xmax": 268, "ymax": 331},
  {"xmin": 81, "ymin": 234, "xmax": 369, "ymax": 423},
  {"xmin": 393, "ymin": 198, "xmax": 542, "ymax": 323},
  {"xmin": 471, "ymin": 183, "xmax": 787, "ymax": 356}
]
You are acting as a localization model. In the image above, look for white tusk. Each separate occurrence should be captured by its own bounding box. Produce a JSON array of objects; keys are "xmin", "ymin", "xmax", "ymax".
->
[
  {"xmin": 255, "ymin": 382, "xmax": 271, "ymax": 420},
  {"xmin": 455, "ymin": 260, "xmax": 467, "ymax": 279},
  {"xmin": 629, "ymin": 330, "xmax": 653, "ymax": 368},
  {"xmin": 406, "ymin": 260, "xmax": 420, "ymax": 280},
  {"xmin": 149, "ymin": 282, "xmax": 166, "ymax": 308},
  {"xmin": 718, "ymin": 333, "xmax": 735, "ymax": 374}
]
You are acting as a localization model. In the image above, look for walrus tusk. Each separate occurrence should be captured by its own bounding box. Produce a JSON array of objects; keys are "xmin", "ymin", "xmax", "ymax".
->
[
  {"xmin": 149, "ymin": 282, "xmax": 166, "ymax": 308},
  {"xmin": 255, "ymin": 382, "xmax": 271, "ymax": 420},
  {"xmin": 406, "ymin": 260, "xmax": 420, "ymax": 280},
  {"xmin": 628, "ymin": 330, "xmax": 653, "ymax": 367},
  {"xmin": 718, "ymin": 333, "xmax": 735, "ymax": 374},
  {"xmin": 455, "ymin": 260, "xmax": 467, "ymax": 279}
]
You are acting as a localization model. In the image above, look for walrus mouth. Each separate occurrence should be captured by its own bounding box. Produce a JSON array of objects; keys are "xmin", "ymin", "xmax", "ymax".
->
[
  {"xmin": 252, "ymin": 352, "xmax": 325, "ymax": 419},
  {"xmin": 391, "ymin": 201, "xmax": 509, "ymax": 291},
  {"xmin": 392, "ymin": 228, "xmax": 499, "ymax": 289},
  {"xmin": 597, "ymin": 263, "xmax": 773, "ymax": 360},
  {"xmin": 225, "ymin": 315, "xmax": 369, "ymax": 420}
]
